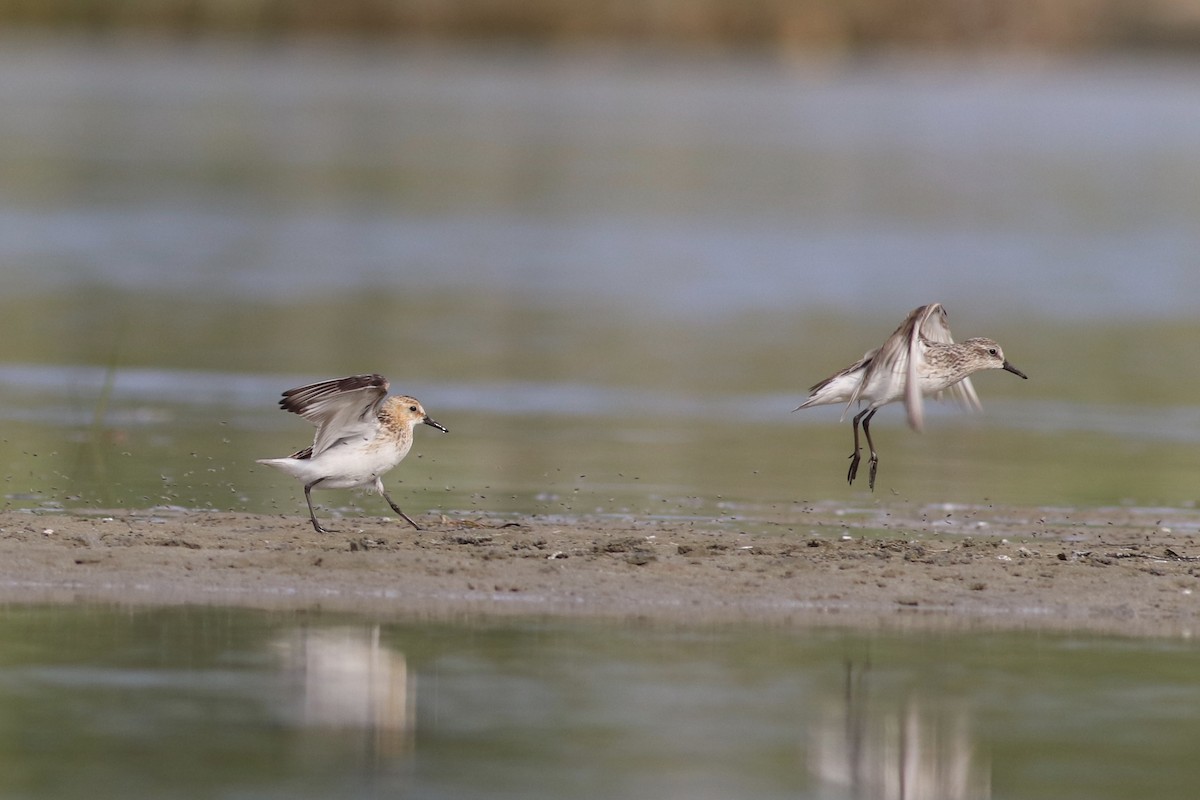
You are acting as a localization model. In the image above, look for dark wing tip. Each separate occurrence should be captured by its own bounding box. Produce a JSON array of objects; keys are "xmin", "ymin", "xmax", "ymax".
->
[
  {"xmin": 277, "ymin": 373, "xmax": 389, "ymax": 414},
  {"xmin": 332, "ymin": 373, "xmax": 389, "ymax": 393},
  {"xmin": 280, "ymin": 373, "xmax": 388, "ymax": 397}
]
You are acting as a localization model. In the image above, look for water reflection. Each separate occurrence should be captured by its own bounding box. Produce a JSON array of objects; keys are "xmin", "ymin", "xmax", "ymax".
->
[
  {"xmin": 810, "ymin": 661, "xmax": 989, "ymax": 800},
  {"xmin": 1, "ymin": 608, "xmax": 1200, "ymax": 799},
  {"xmin": 274, "ymin": 626, "xmax": 414, "ymax": 757}
]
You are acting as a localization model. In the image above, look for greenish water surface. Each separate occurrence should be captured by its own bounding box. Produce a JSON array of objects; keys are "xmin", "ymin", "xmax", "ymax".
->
[
  {"xmin": 0, "ymin": 605, "xmax": 1197, "ymax": 800},
  {"xmin": 2, "ymin": 304, "xmax": 1198, "ymax": 523}
]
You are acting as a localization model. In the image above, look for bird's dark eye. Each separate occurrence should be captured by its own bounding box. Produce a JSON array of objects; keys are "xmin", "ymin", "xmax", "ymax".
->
[
  {"xmin": 988, "ymin": 348, "xmax": 998, "ymax": 356},
  {"xmin": 409, "ymin": 405, "xmax": 418, "ymax": 412}
]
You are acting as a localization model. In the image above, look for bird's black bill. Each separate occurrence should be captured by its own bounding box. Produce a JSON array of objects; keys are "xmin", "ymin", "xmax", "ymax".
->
[
  {"xmin": 423, "ymin": 416, "xmax": 449, "ymax": 433},
  {"xmin": 1002, "ymin": 361, "xmax": 1028, "ymax": 379}
]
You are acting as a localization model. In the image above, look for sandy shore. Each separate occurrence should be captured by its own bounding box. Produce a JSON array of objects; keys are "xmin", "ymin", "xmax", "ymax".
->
[{"xmin": 2, "ymin": 506, "xmax": 1198, "ymax": 636}]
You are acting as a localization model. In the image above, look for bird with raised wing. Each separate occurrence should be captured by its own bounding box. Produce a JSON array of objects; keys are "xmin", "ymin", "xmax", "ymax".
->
[
  {"xmin": 795, "ymin": 303, "xmax": 1027, "ymax": 490},
  {"xmin": 257, "ymin": 374, "xmax": 447, "ymax": 532}
]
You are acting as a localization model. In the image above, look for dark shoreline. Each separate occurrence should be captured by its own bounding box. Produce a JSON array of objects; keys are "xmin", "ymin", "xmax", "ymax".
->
[{"xmin": 4, "ymin": 1, "xmax": 1200, "ymax": 55}]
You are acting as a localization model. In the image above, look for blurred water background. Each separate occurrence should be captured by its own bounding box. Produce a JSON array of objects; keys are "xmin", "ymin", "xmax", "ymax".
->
[{"xmin": 4, "ymin": 22, "xmax": 1200, "ymax": 520}]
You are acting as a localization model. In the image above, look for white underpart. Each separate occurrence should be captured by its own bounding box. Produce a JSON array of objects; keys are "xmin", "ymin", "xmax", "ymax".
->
[{"xmin": 257, "ymin": 433, "xmax": 413, "ymax": 490}]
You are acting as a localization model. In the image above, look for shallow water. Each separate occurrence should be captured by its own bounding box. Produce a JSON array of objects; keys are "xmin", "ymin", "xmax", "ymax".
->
[
  {"xmin": 2, "ymin": 358, "xmax": 1199, "ymax": 524},
  {"xmin": 3, "ymin": 39, "xmax": 1200, "ymax": 522},
  {"xmin": 0, "ymin": 605, "xmax": 1197, "ymax": 800}
]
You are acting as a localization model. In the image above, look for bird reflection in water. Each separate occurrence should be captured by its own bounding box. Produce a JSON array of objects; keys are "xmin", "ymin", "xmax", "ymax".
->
[
  {"xmin": 274, "ymin": 626, "xmax": 413, "ymax": 759},
  {"xmin": 809, "ymin": 660, "xmax": 991, "ymax": 800}
]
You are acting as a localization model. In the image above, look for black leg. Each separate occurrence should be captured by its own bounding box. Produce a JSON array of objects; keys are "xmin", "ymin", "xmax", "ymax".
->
[
  {"xmin": 847, "ymin": 408, "xmax": 869, "ymax": 485},
  {"xmin": 304, "ymin": 479, "xmax": 333, "ymax": 533},
  {"xmin": 862, "ymin": 409, "xmax": 880, "ymax": 491},
  {"xmin": 377, "ymin": 479, "xmax": 421, "ymax": 530}
]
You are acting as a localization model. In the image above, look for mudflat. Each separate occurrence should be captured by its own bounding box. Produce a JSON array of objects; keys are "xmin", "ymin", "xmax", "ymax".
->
[{"xmin": 1, "ymin": 506, "xmax": 1198, "ymax": 636}]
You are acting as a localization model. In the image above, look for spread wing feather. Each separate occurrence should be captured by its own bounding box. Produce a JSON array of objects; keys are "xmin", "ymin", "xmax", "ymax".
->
[
  {"xmin": 278, "ymin": 374, "xmax": 390, "ymax": 457},
  {"xmin": 908, "ymin": 303, "xmax": 983, "ymax": 430},
  {"xmin": 847, "ymin": 303, "xmax": 982, "ymax": 432}
]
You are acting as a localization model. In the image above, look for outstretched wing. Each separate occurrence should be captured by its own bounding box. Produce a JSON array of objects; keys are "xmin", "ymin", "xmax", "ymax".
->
[
  {"xmin": 847, "ymin": 304, "xmax": 926, "ymax": 418},
  {"xmin": 279, "ymin": 374, "xmax": 389, "ymax": 457},
  {"xmin": 904, "ymin": 303, "xmax": 983, "ymax": 431}
]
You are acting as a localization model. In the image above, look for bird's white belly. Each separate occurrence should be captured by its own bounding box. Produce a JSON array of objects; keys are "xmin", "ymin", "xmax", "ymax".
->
[
  {"xmin": 852, "ymin": 368, "xmax": 908, "ymax": 407},
  {"xmin": 860, "ymin": 368, "xmax": 963, "ymax": 407},
  {"xmin": 261, "ymin": 437, "xmax": 409, "ymax": 490},
  {"xmin": 317, "ymin": 439, "xmax": 408, "ymax": 488}
]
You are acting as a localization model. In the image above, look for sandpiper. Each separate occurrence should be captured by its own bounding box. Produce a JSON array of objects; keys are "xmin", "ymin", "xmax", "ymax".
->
[
  {"xmin": 257, "ymin": 374, "xmax": 447, "ymax": 533},
  {"xmin": 795, "ymin": 303, "xmax": 1027, "ymax": 490}
]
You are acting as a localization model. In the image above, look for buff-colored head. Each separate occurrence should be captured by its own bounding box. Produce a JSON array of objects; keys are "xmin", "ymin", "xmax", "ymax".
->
[
  {"xmin": 383, "ymin": 395, "xmax": 449, "ymax": 432},
  {"xmin": 961, "ymin": 338, "xmax": 1028, "ymax": 379}
]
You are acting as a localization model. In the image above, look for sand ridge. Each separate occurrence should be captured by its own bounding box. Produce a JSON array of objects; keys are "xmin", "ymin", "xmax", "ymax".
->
[{"xmin": 1, "ymin": 507, "xmax": 1198, "ymax": 636}]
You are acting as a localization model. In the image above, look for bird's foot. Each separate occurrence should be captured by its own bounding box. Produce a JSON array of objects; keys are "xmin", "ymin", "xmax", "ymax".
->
[
  {"xmin": 867, "ymin": 456, "xmax": 879, "ymax": 492},
  {"xmin": 388, "ymin": 505, "xmax": 422, "ymax": 530},
  {"xmin": 847, "ymin": 451, "xmax": 861, "ymax": 485},
  {"xmin": 380, "ymin": 489, "xmax": 423, "ymax": 530}
]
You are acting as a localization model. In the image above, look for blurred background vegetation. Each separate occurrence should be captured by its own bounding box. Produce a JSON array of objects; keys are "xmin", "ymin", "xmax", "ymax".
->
[{"xmin": 2, "ymin": 0, "xmax": 1199, "ymax": 52}]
